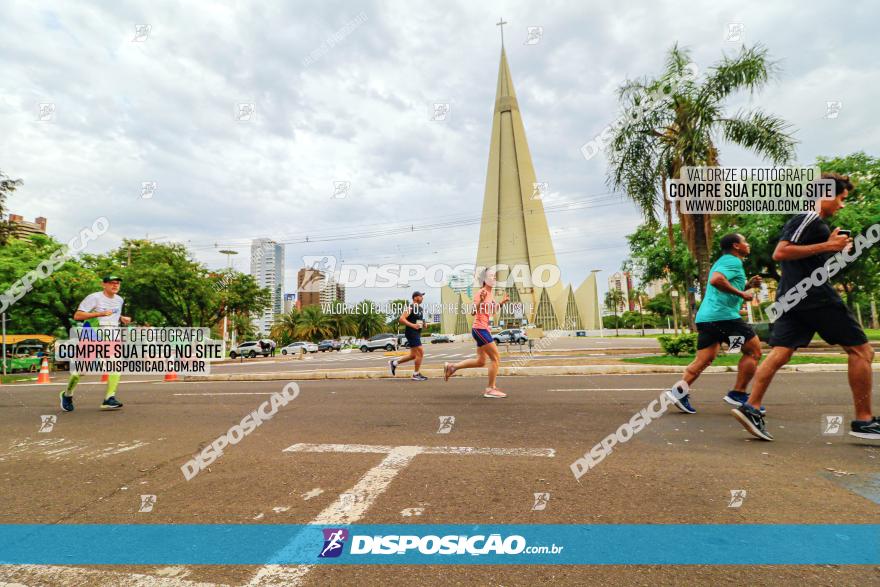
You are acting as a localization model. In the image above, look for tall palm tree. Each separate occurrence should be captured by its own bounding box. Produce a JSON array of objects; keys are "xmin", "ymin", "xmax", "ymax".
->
[
  {"xmin": 604, "ymin": 289, "xmax": 624, "ymax": 336},
  {"xmin": 271, "ymin": 309, "xmax": 302, "ymax": 345},
  {"xmin": 352, "ymin": 300, "xmax": 386, "ymax": 339},
  {"xmin": 629, "ymin": 287, "xmax": 648, "ymax": 336},
  {"xmin": 327, "ymin": 311, "xmax": 356, "ymax": 339},
  {"xmin": 608, "ymin": 44, "xmax": 797, "ymax": 291},
  {"xmin": 295, "ymin": 305, "xmax": 334, "ymax": 342}
]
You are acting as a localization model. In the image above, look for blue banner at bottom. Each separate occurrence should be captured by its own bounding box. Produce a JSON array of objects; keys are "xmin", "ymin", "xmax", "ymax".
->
[{"xmin": 0, "ymin": 524, "xmax": 877, "ymax": 565}]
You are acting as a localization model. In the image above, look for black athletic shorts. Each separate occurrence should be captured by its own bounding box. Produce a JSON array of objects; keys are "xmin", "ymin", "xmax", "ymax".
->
[
  {"xmin": 404, "ymin": 331, "xmax": 422, "ymax": 348},
  {"xmin": 695, "ymin": 318, "xmax": 756, "ymax": 350},
  {"xmin": 769, "ymin": 302, "xmax": 868, "ymax": 349}
]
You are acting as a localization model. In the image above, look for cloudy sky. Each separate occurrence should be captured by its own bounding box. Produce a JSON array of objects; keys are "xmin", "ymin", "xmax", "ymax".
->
[{"xmin": 3, "ymin": 0, "xmax": 878, "ymax": 304}]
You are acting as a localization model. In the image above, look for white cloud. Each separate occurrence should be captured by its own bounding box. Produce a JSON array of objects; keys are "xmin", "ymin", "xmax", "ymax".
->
[{"xmin": 2, "ymin": 0, "xmax": 877, "ymax": 303}]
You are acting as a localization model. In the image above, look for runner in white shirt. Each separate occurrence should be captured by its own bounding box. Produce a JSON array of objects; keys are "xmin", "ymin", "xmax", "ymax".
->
[{"xmin": 60, "ymin": 275, "xmax": 131, "ymax": 412}]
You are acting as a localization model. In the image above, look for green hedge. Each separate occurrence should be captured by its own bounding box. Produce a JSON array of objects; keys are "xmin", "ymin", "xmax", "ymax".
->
[{"xmin": 657, "ymin": 333, "xmax": 698, "ymax": 356}]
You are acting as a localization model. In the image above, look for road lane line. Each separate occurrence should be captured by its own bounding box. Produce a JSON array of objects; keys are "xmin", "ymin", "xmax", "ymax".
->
[{"xmin": 250, "ymin": 442, "xmax": 555, "ymax": 585}]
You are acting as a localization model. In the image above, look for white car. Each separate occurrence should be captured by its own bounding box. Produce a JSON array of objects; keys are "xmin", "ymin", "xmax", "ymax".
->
[
  {"xmin": 229, "ymin": 341, "xmax": 271, "ymax": 359},
  {"xmin": 281, "ymin": 341, "xmax": 318, "ymax": 355}
]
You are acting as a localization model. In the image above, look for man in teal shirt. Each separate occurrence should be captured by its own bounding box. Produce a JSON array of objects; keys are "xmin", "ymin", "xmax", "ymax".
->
[{"xmin": 667, "ymin": 233, "xmax": 763, "ymax": 414}]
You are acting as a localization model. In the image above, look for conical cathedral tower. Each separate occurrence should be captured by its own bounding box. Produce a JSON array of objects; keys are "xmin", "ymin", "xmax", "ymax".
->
[{"xmin": 440, "ymin": 43, "xmax": 600, "ymax": 334}]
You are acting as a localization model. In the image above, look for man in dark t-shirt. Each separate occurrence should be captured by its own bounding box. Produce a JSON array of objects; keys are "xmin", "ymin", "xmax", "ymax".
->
[
  {"xmin": 389, "ymin": 291, "xmax": 428, "ymax": 381},
  {"xmin": 732, "ymin": 173, "xmax": 878, "ymax": 441}
]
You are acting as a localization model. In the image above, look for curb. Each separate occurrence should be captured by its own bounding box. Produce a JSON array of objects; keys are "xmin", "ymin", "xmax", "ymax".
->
[{"xmin": 184, "ymin": 363, "xmax": 879, "ymax": 382}]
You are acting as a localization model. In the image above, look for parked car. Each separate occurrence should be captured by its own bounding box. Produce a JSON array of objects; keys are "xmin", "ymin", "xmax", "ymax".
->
[
  {"xmin": 493, "ymin": 329, "xmax": 528, "ymax": 344},
  {"xmin": 360, "ymin": 333, "xmax": 398, "ymax": 352},
  {"xmin": 430, "ymin": 335, "xmax": 453, "ymax": 344},
  {"xmin": 230, "ymin": 340, "xmax": 272, "ymax": 359},
  {"xmin": 281, "ymin": 341, "xmax": 318, "ymax": 355},
  {"xmin": 318, "ymin": 339, "xmax": 342, "ymax": 352}
]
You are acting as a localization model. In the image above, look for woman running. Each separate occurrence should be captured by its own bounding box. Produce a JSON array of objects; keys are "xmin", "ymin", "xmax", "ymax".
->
[{"xmin": 444, "ymin": 269, "xmax": 509, "ymax": 398}]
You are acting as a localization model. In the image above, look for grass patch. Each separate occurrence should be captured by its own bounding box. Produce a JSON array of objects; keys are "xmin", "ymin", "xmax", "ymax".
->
[
  {"xmin": 864, "ymin": 328, "xmax": 880, "ymax": 341},
  {"xmin": 623, "ymin": 354, "xmax": 854, "ymax": 366},
  {"xmin": 1, "ymin": 373, "xmax": 39, "ymax": 384}
]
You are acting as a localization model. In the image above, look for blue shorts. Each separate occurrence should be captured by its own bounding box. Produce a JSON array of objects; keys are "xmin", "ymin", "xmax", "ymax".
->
[
  {"xmin": 405, "ymin": 332, "xmax": 422, "ymax": 348},
  {"xmin": 471, "ymin": 328, "xmax": 494, "ymax": 347}
]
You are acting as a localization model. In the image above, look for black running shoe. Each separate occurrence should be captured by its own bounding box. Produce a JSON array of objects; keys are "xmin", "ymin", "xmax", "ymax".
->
[
  {"xmin": 666, "ymin": 389, "xmax": 696, "ymax": 414},
  {"xmin": 732, "ymin": 404, "xmax": 773, "ymax": 441},
  {"xmin": 411, "ymin": 373, "xmax": 428, "ymax": 381},
  {"xmin": 59, "ymin": 391, "xmax": 74, "ymax": 412},
  {"xmin": 388, "ymin": 359, "xmax": 397, "ymax": 376},
  {"xmin": 101, "ymin": 396, "xmax": 123, "ymax": 410},
  {"xmin": 723, "ymin": 390, "xmax": 766, "ymax": 414},
  {"xmin": 849, "ymin": 417, "xmax": 880, "ymax": 440}
]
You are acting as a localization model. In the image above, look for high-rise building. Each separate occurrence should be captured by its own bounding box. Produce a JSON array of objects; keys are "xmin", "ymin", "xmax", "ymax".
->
[
  {"xmin": 607, "ymin": 271, "xmax": 634, "ymax": 313},
  {"xmin": 297, "ymin": 267, "xmax": 325, "ymax": 308},
  {"xmin": 250, "ymin": 238, "xmax": 284, "ymax": 334},
  {"xmin": 440, "ymin": 44, "xmax": 599, "ymax": 333},
  {"xmin": 319, "ymin": 276, "xmax": 345, "ymax": 307},
  {"xmin": 9, "ymin": 214, "xmax": 47, "ymax": 238}
]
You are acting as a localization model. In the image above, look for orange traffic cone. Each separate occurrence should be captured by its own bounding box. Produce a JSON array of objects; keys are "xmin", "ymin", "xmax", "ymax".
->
[
  {"xmin": 164, "ymin": 371, "xmax": 179, "ymax": 382},
  {"xmin": 100, "ymin": 373, "xmax": 109, "ymax": 383},
  {"xmin": 37, "ymin": 357, "xmax": 51, "ymax": 384}
]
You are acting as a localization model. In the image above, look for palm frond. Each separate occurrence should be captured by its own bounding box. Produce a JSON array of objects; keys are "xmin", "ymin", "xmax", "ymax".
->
[
  {"xmin": 701, "ymin": 44, "xmax": 778, "ymax": 102},
  {"xmin": 719, "ymin": 110, "xmax": 797, "ymax": 164}
]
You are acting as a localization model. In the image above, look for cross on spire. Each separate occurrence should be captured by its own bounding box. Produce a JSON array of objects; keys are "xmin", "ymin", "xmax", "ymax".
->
[{"xmin": 496, "ymin": 17, "xmax": 507, "ymax": 47}]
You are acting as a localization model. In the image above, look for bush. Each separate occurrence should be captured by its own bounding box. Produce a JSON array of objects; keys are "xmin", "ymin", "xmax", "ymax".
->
[{"xmin": 657, "ymin": 333, "xmax": 697, "ymax": 356}]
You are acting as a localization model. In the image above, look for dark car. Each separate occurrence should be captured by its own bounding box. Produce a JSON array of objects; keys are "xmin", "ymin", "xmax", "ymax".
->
[
  {"xmin": 318, "ymin": 339, "xmax": 341, "ymax": 352},
  {"xmin": 430, "ymin": 335, "xmax": 452, "ymax": 344}
]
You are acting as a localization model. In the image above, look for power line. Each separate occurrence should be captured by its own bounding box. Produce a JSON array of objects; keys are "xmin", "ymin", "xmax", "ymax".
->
[{"xmin": 188, "ymin": 192, "xmax": 624, "ymax": 250}]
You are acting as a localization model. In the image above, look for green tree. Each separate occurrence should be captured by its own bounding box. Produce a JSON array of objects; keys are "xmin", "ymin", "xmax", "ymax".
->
[
  {"xmin": 604, "ymin": 289, "xmax": 624, "ymax": 336},
  {"xmin": 0, "ymin": 235, "xmax": 101, "ymax": 335},
  {"xmin": 270, "ymin": 309, "xmax": 302, "ymax": 345},
  {"xmin": 296, "ymin": 305, "xmax": 334, "ymax": 342},
  {"xmin": 607, "ymin": 44, "xmax": 796, "ymax": 292},
  {"xmin": 83, "ymin": 240, "xmax": 270, "ymax": 327},
  {"xmin": 817, "ymin": 153, "xmax": 880, "ymax": 310},
  {"xmin": 326, "ymin": 310, "xmax": 356, "ymax": 339},
  {"xmin": 351, "ymin": 300, "xmax": 387, "ymax": 338}
]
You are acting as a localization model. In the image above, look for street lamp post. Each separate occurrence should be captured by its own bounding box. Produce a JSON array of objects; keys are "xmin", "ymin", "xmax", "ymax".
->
[{"xmin": 218, "ymin": 249, "xmax": 239, "ymax": 354}]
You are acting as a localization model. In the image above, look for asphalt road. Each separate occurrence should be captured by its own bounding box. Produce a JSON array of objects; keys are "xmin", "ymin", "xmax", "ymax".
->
[{"xmin": 1, "ymin": 372, "xmax": 878, "ymax": 586}]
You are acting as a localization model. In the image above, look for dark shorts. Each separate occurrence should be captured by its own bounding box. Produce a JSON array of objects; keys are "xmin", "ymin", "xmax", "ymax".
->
[
  {"xmin": 696, "ymin": 318, "xmax": 756, "ymax": 351},
  {"xmin": 405, "ymin": 331, "xmax": 422, "ymax": 348},
  {"xmin": 769, "ymin": 302, "xmax": 868, "ymax": 349},
  {"xmin": 471, "ymin": 328, "xmax": 494, "ymax": 347}
]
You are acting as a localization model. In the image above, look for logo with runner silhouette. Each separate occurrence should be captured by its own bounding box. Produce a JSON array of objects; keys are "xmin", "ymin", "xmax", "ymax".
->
[
  {"xmin": 727, "ymin": 335, "xmax": 745, "ymax": 352},
  {"xmin": 318, "ymin": 528, "xmax": 349, "ymax": 558}
]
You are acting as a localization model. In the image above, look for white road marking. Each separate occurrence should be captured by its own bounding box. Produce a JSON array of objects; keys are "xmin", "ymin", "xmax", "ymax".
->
[
  {"xmin": 3, "ymin": 379, "xmax": 157, "ymax": 388},
  {"xmin": 173, "ymin": 392, "xmax": 277, "ymax": 396},
  {"xmin": 250, "ymin": 442, "xmax": 555, "ymax": 586},
  {"xmin": 300, "ymin": 488, "xmax": 324, "ymax": 500}
]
